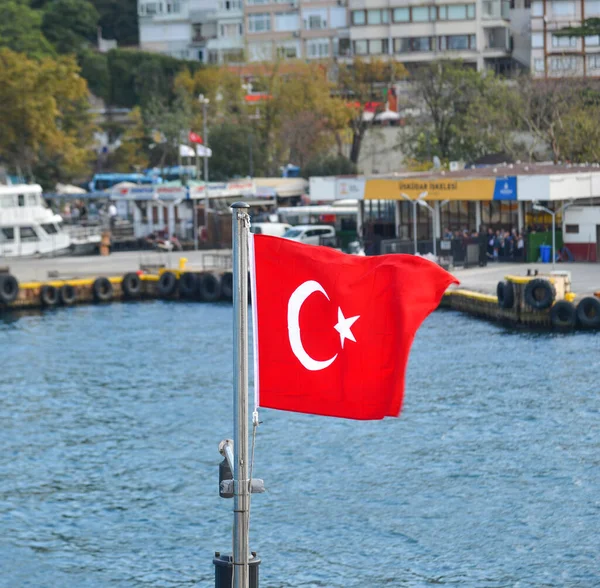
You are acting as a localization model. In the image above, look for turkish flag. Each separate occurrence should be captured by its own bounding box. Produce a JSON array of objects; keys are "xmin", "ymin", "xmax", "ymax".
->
[
  {"xmin": 250, "ymin": 235, "xmax": 459, "ymax": 420},
  {"xmin": 189, "ymin": 131, "xmax": 203, "ymax": 144}
]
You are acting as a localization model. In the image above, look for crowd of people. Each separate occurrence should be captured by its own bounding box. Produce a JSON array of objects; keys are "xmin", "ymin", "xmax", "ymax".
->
[{"xmin": 485, "ymin": 228, "xmax": 526, "ymax": 261}]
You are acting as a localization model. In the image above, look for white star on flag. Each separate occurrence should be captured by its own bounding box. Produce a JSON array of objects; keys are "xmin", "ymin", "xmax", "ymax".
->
[{"xmin": 334, "ymin": 307, "xmax": 360, "ymax": 349}]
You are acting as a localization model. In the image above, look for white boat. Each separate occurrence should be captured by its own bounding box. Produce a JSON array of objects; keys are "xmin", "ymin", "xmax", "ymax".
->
[{"xmin": 0, "ymin": 183, "xmax": 71, "ymax": 257}]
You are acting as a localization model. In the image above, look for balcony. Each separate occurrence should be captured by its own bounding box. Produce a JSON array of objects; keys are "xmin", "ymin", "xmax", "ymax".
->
[{"xmin": 484, "ymin": 27, "xmax": 510, "ymax": 51}]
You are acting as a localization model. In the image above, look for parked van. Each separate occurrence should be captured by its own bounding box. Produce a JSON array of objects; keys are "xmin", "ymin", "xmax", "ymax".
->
[
  {"xmin": 250, "ymin": 222, "xmax": 292, "ymax": 237},
  {"xmin": 282, "ymin": 225, "xmax": 336, "ymax": 246}
]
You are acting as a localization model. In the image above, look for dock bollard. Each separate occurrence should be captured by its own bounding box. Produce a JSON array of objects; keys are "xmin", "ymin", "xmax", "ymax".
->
[{"xmin": 213, "ymin": 552, "xmax": 260, "ymax": 588}]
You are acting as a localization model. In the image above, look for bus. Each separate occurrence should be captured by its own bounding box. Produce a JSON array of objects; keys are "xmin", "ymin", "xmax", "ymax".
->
[{"xmin": 88, "ymin": 173, "xmax": 162, "ymax": 192}]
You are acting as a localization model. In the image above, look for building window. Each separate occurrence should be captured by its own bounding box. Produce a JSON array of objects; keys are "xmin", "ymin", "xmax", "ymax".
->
[
  {"xmin": 585, "ymin": 35, "xmax": 600, "ymax": 45},
  {"xmin": 531, "ymin": 32, "xmax": 544, "ymax": 48},
  {"xmin": 551, "ymin": 0, "xmax": 576, "ymax": 15},
  {"xmin": 275, "ymin": 12, "xmax": 299, "ymax": 31},
  {"xmin": 308, "ymin": 14, "xmax": 324, "ymax": 29},
  {"xmin": 534, "ymin": 58, "xmax": 545, "ymax": 71},
  {"xmin": 588, "ymin": 54, "xmax": 600, "ymax": 69},
  {"xmin": 550, "ymin": 56, "xmax": 577, "ymax": 70},
  {"xmin": 531, "ymin": 0, "xmax": 543, "ymax": 14},
  {"xmin": 246, "ymin": 0, "xmax": 270, "ymax": 4},
  {"xmin": 352, "ymin": 10, "xmax": 366, "ymax": 25},
  {"xmin": 393, "ymin": 7, "xmax": 409, "ymax": 21},
  {"xmin": 440, "ymin": 34, "xmax": 475, "ymax": 50},
  {"xmin": 552, "ymin": 34, "xmax": 577, "ymax": 47},
  {"xmin": 585, "ymin": 0, "xmax": 600, "ymax": 14},
  {"xmin": 565, "ymin": 224, "xmax": 579, "ymax": 234},
  {"xmin": 353, "ymin": 39, "xmax": 368, "ymax": 54},
  {"xmin": 145, "ymin": 2, "xmax": 157, "ymax": 15},
  {"xmin": 248, "ymin": 13, "xmax": 271, "ymax": 32},
  {"xmin": 411, "ymin": 6, "xmax": 432, "ymax": 21},
  {"xmin": 369, "ymin": 39, "xmax": 389, "ymax": 54},
  {"xmin": 366, "ymin": 9, "xmax": 388, "ymax": 24},
  {"xmin": 410, "ymin": 36, "xmax": 432, "ymax": 51},
  {"xmin": 447, "ymin": 4, "xmax": 470, "ymax": 19},
  {"xmin": 306, "ymin": 38, "xmax": 330, "ymax": 58},
  {"xmin": 277, "ymin": 44, "xmax": 298, "ymax": 59},
  {"xmin": 394, "ymin": 38, "xmax": 409, "ymax": 52}
]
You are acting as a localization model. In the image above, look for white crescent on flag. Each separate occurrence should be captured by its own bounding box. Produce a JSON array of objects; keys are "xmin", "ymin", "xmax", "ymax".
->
[{"xmin": 287, "ymin": 280, "xmax": 360, "ymax": 372}]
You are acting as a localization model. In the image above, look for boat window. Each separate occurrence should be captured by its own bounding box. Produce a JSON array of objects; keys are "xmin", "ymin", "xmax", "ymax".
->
[
  {"xmin": 41, "ymin": 223, "xmax": 58, "ymax": 235},
  {"xmin": 18, "ymin": 195, "xmax": 25, "ymax": 207},
  {"xmin": 0, "ymin": 228, "xmax": 15, "ymax": 242},
  {"xmin": 19, "ymin": 226, "xmax": 39, "ymax": 242},
  {"xmin": 26, "ymin": 194, "xmax": 39, "ymax": 206}
]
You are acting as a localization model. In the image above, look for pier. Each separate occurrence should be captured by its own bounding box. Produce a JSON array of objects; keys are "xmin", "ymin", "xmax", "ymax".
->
[{"xmin": 1, "ymin": 251, "xmax": 600, "ymax": 331}]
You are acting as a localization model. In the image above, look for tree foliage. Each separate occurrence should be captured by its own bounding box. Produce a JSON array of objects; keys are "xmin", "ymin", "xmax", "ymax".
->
[
  {"xmin": 337, "ymin": 58, "xmax": 407, "ymax": 164},
  {"xmin": 42, "ymin": 0, "xmax": 99, "ymax": 54},
  {"xmin": 0, "ymin": 48, "xmax": 96, "ymax": 187},
  {"xmin": 0, "ymin": 0, "xmax": 55, "ymax": 57},
  {"xmin": 93, "ymin": 0, "xmax": 138, "ymax": 46}
]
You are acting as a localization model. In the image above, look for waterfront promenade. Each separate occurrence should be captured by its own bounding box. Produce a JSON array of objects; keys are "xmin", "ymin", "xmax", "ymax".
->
[{"xmin": 3, "ymin": 251, "xmax": 599, "ymax": 297}]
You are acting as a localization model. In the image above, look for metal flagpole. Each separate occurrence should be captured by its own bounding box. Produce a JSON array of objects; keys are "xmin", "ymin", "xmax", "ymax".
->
[{"xmin": 231, "ymin": 202, "xmax": 250, "ymax": 588}]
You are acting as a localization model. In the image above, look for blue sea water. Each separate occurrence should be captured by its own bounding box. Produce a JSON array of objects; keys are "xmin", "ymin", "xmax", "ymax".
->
[{"xmin": 0, "ymin": 303, "xmax": 599, "ymax": 587}]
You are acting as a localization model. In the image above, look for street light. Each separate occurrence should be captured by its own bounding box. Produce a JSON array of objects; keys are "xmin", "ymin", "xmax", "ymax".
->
[
  {"xmin": 416, "ymin": 198, "xmax": 436, "ymax": 257},
  {"xmin": 532, "ymin": 200, "xmax": 574, "ymax": 269},
  {"xmin": 400, "ymin": 191, "xmax": 428, "ymax": 255},
  {"xmin": 198, "ymin": 94, "xmax": 210, "ymax": 236}
]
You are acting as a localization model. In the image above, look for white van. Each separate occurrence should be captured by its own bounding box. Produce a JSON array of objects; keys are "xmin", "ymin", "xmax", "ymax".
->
[
  {"xmin": 282, "ymin": 225, "xmax": 336, "ymax": 246},
  {"xmin": 250, "ymin": 222, "xmax": 292, "ymax": 237}
]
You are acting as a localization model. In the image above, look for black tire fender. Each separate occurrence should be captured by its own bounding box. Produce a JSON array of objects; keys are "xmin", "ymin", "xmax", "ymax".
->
[
  {"xmin": 576, "ymin": 297, "xmax": 600, "ymax": 329},
  {"xmin": 178, "ymin": 272, "xmax": 198, "ymax": 299},
  {"xmin": 220, "ymin": 272, "xmax": 233, "ymax": 301},
  {"xmin": 40, "ymin": 284, "xmax": 59, "ymax": 307},
  {"xmin": 0, "ymin": 274, "xmax": 19, "ymax": 304},
  {"xmin": 93, "ymin": 277, "xmax": 113, "ymax": 303},
  {"xmin": 198, "ymin": 272, "xmax": 221, "ymax": 302},
  {"xmin": 497, "ymin": 281, "xmax": 515, "ymax": 309},
  {"xmin": 524, "ymin": 279, "xmax": 555, "ymax": 311},
  {"xmin": 60, "ymin": 284, "xmax": 77, "ymax": 305},
  {"xmin": 157, "ymin": 271, "xmax": 178, "ymax": 297},
  {"xmin": 550, "ymin": 300, "xmax": 577, "ymax": 330},
  {"xmin": 122, "ymin": 272, "xmax": 142, "ymax": 299}
]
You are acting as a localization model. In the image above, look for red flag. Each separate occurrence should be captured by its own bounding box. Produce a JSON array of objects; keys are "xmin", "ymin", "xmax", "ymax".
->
[
  {"xmin": 250, "ymin": 235, "xmax": 458, "ymax": 420},
  {"xmin": 189, "ymin": 131, "xmax": 203, "ymax": 144}
]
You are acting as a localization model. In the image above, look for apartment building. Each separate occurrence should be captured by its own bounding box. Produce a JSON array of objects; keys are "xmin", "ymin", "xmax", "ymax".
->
[
  {"xmin": 139, "ymin": 0, "xmax": 244, "ymax": 63},
  {"xmin": 243, "ymin": 0, "xmax": 350, "ymax": 61},
  {"xmin": 512, "ymin": 0, "xmax": 600, "ymax": 77},
  {"xmin": 347, "ymin": 0, "xmax": 512, "ymax": 71}
]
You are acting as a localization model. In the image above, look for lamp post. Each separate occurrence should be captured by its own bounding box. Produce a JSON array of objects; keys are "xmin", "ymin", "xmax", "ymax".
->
[
  {"xmin": 199, "ymin": 94, "xmax": 210, "ymax": 235},
  {"xmin": 400, "ymin": 191, "xmax": 428, "ymax": 255},
  {"xmin": 532, "ymin": 201, "xmax": 573, "ymax": 270},
  {"xmin": 416, "ymin": 199, "xmax": 436, "ymax": 257}
]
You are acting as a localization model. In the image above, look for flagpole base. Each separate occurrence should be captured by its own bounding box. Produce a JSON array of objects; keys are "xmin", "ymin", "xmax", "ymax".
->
[{"xmin": 213, "ymin": 552, "xmax": 260, "ymax": 588}]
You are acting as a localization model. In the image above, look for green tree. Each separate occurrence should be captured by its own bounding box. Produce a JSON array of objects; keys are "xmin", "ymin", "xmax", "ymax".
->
[
  {"xmin": 0, "ymin": 0, "xmax": 55, "ymax": 57},
  {"xmin": 42, "ymin": 0, "xmax": 99, "ymax": 54},
  {"xmin": 79, "ymin": 49, "xmax": 110, "ymax": 102},
  {"xmin": 337, "ymin": 58, "xmax": 407, "ymax": 164},
  {"xmin": 93, "ymin": 0, "xmax": 138, "ymax": 45},
  {"xmin": 207, "ymin": 122, "xmax": 266, "ymax": 180},
  {"xmin": 304, "ymin": 155, "xmax": 357, "ymax": 178},
  {"xmin": 0, "ymin": 48, "xmax": 96, "ymax": 187}
]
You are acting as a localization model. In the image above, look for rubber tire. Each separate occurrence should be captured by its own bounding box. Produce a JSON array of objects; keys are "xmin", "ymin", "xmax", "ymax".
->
[
  {"xmin": 550, "ymin": 300, "xmax": 577, "ymax": 330},
  {"xmin": 198, "ymin": 272, "xmax": 221, "ymax": 302},
  {"xmin": 40, "ymin": 285, "xmax": 59, "ymax": 307},
  {"xmin": 178, "ymin": 272, "xmax": 198, "ymax": 299},
  {"xmin": 524, "ymin": 279, "xmax": 555, "ymax": 311},
  {"xmin": 93, "ymin": 277, "xmax": 113, "ymax": 303},
  {"xmin": 221, "ymin": 272, "xmax": 233, "ymax": 301},
  {"xmin": 157, "ymin": 271, "xmax": 177, "ymax": 298},
  {"xmin": 122, "ymin": 272, "xmax": 142, "ymax": 299},
  {"xmin": 497, "ymin": 281, "xmax": 515, "ymax": 309},
  {"xmin": 576, "ymin": 296, "xmax": 600, "ymax": 329},
  {"xmin": 0, "ymin": 274, "xmax": 19, "ymax": 304},
  {"xmin": 60, "ymin": 284, "xmax": 77, "ymax": 305}
]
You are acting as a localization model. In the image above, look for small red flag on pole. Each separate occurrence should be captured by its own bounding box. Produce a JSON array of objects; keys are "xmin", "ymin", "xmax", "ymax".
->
[
  {"xmin": 249, "ymin": 235, "xmax": 459, "ymax": 420},
  {"xmin": 189, "ymin": 131, "xmax": 203, "ymax": 144}
]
